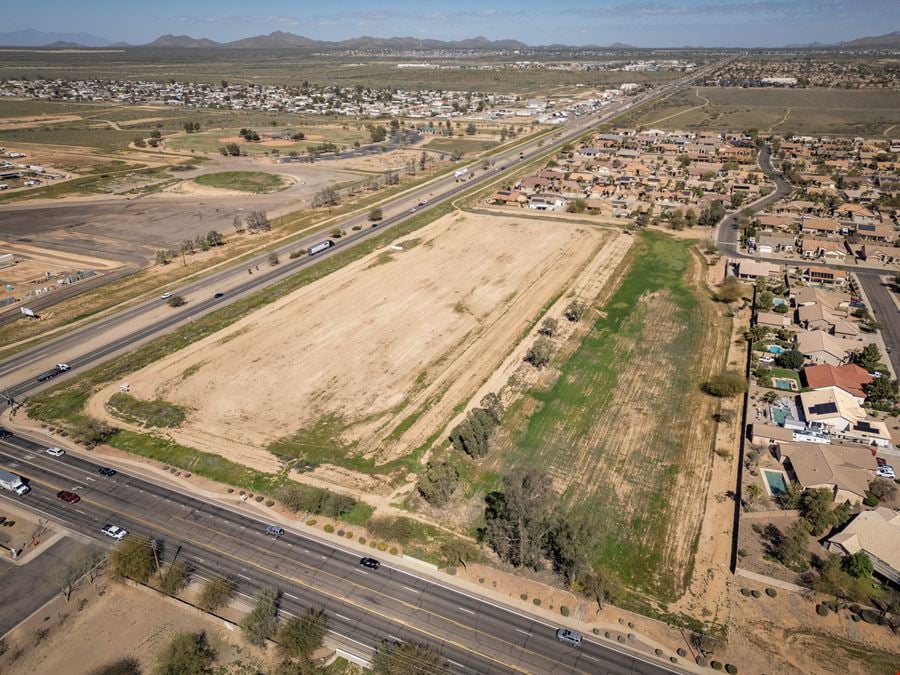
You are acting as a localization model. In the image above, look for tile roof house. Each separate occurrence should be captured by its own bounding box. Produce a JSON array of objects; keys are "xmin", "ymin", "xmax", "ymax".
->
[
  {"xmin": 777, "ymin": 441, "xmax": 877, "ymax": 504},
  {"xmin": 802, "ymin": 266, "xmax": 848, "ymax": 286},
  {"xmin": 792, "ymin": 287, "xmax": 850, "ymax": 313},
  {"xmin": 796, "ymin": 330, "xmax": 852, "ymax": 366},
  {"xmin": 801, "ymin": 363, "xmax": 873, "ymax": 402},
  {"xmin": 756, "ymin": 311, "xmax": 789, "ymax": 329},
  {"xmin": 827, "ymin": 507, "xmax": 900, "ymax": 585}
]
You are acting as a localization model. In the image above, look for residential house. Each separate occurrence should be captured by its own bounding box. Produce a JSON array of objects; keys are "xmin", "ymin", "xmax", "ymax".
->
[
  {"xmin": 858, "ymin": 245, "xmax": 900, "ymax": 266},
  {"xmin": 731, "ymin": 259, "xmax": 782, "ymax": 281},
  {"xmin": 855, "ymin": 222, "xmax": 894, "ymax": 243},
  {"xmin": 756, "ymin": 311, "xmax": 789, "ymax": 329},
  {"xmin": 795, "ymin": 330, "xmax": 852, "ymax": 366},
  {"xmin": 799, "ymin": 388, "xmax": 865, "ymax": 432},
  {"xmin": 800, "ymin": 217, "xmax": 844, "ymax": 236},
  {"xmin": 800, "ymin": 237, "xmax": 848, "ymax": 262},
  {"xmin": 827, "ymin": 508, "xmax": 900, "ymax": 585},
  {"xmin": 489, "ymin": 190, "xmax": 525, "ymax": 206},
  {"xmin": 796, "ymin": 302, "xmax": 858, "ymax": 337},
  {"xmin": 757, "ymin": 232, "xmax": 796, "ymax": 254},
  {"xmin": 792, "ymin": 287, "xmax": 850, "ymax": 314},
  {"xmin": 777, "ymin": 441, "xmax": 877, "ymax": 504},
  {"xmin": 801, "ymin": 363, "xmax": 873, "ymax": 403},
  {"xmin": 527, "ymin": 194, "xmax": 567, "ymax": 211},
  {"xmin": 802, "ymin": 266, "xmax": 848, "ymax": 286}
]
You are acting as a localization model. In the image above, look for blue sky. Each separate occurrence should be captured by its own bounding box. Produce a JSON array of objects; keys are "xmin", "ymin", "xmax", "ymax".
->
[{"xmin": 7, "ymin": 0, "xmax": 899, "ymax": 47}]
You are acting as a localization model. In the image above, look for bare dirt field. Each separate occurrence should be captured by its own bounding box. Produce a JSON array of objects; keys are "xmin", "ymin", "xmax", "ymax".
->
[
  {"xmin": 1, "ymin": 579, "xmax": 271, "ymax": 674},
  {"xmin": 89, "ymin": 212, "xmax": 620, "ymax": 478}
]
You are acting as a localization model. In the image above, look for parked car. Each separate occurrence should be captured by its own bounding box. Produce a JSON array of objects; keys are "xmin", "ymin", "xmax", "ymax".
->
[
  {"xmin": 265, "ymin": 525, "xmax": 285, "ymax": 537},
  {"xmin": 408, "ymin": 207, "xmax": 417, "ymax": 214},
  {"xmin": 101, "ymin": 524, "xmax": 128, "ymax": 540},
  {"xmin": 359, "ymin": 557, "xmax": 381, "ymax": 570},
  {"xmin": 57, "ymin": 490, "xmax": 80, "ymax": 503},
  {"xmin": 876, "ymin": 457, "xmax": 887, "ymax": 468},
  {"xmin": 0, "ymin": 427, "xmax": 12, "ymax": 439},
  {"xmin": 555, "ymin": 628, "xmax": 583, "ymax": 646},
  {"xmin": 214, "ymin": 292, "xmax": 224, "ymax": 299},
  {"xmin": 97, "ymin": 466, "xmax": 116, "ymax": 476},
  {"xmin": 46, "ymin": 447, "xmax": 65, "ymax": 457},
  {"xmin": 876, "ymin": 465, "xmax": 895, "ymax": 479},
  {"xmin": 160, "ymin": 292, "xmax": 173, "ymax": 300}
]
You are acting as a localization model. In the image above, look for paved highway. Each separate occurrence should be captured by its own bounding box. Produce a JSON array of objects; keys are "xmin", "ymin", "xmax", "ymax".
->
[{"xmin": 0, "ymin": 430, "xmax": 675, "ymax": 673}]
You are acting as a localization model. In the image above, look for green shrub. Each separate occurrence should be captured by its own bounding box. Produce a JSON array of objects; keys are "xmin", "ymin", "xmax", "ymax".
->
[
  {"xmin": 389, "ymin": 547, "xmax": 398, "ymax": 555},
  {"xmin": 305, "ymin": 518, "xmax": 316, "ymax": 526},
  {"xmin": 859, "ymin": 608, "xmax": 880, "ymax": 624},
  {"xmin": 265, "ymin": 499, "xmax": 274, "ymax": 507},
  {"xmin": 323, "ymin": 524, "xmax": 334, "ymax": 533},
  {"xmin": 750, "ymin": 589, "xmax": 761, "ymax": 598},
  {"xmin": 702, "ymin": 371, "xmax": 747, "ymax": 397},
  {"xmin": 815, "ymin": 604, "xmax": 829, "ymax": 616},
  {"xmin": 532, "ymin": 598, "xmax": 541, "ymax": 606},
  {"xmin": 358, "ymin": 537, "xmax": 366, "ymax": 544},
  {"xmin": 560, "ymin": 606, "xmax": 569, "ymax": 617},
  {"xmin": 520, "ymin": 593, "xmax": 528, "ymax": 601},
  {"xmin": 711, "ymin": 661, "xmax": 723, "ymax": 670},
  {"xmin": 725, "ymin": 665, "xmax": 738, "ymax": 674},
  {"xmin": 765, "ymin": 588, "xmax": 777, "ymax": 597},
  {"xmin": 740, "ymin": 588, "xmax": 751, "ymax": 596}
]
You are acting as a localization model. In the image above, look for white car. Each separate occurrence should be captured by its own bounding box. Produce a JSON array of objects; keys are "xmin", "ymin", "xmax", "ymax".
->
[
  {"xmin": 101, "ymin": 524, "xmax": 128, "ymax": 540},
  {"xmin": 45, "ymin": 447, "xmax": 65, "ymax": 457},
  {"xmin": 876, "ymin": 465, "xmax": 895, "ymax": 479},
  {"xmin": 160, "ymin": 292, "xmax": 173, "ymax": 300},
  {"xmin": 759, "ymin": 356, "xmax": 775, "ymax": 364}
]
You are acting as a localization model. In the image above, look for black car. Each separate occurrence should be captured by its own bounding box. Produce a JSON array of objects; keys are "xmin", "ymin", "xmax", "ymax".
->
[
  {"xmin": 214, "ymin": 292, "xmax": 224, "ymax": 299},
  {"xmin": 360, "ymin": 557, "xmax": 381, "ymax": 570},
  {"xmin": 97, "ymin": 466, "xmax": 116, "ymax": 476},
  {"xmin": 0, "ymin": 427, "xmax": 12, "ymax": 439}
]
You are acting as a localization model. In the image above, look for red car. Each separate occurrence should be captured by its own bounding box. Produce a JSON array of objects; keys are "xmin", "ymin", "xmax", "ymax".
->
[{"xmin": 56, "ymin": 490, "xmax": 80, "ymax": 504}]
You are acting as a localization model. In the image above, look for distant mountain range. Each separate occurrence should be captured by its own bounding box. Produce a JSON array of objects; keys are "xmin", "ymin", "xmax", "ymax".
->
[
  {"xmin": 1, "ymin": 28, "xmax": 898, "ymax": 50},
  {"xmin": 784, "ymin": 31, "xmax": 900, "ymax": 48}
]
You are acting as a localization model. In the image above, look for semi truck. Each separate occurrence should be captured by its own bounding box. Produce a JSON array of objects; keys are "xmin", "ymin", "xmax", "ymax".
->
[
  {"xmin": 36, "ymin": 363, "xmax": 70, "ymax": 383},
  {"xmin": 453, "ymin": 167, "xmax": 469, "ymax": 179},
  {"xmin": 0, "ymin": 470, "xmax": 30, "ymax": 496},
  {"xmin": 308, "ymin": 240, "xmax": 334, "ymax": 256}
]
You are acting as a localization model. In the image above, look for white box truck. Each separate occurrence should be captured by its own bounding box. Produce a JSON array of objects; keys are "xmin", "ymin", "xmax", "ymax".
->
[{"xmin": 0, "ymin": 470, "xmax": 30, "ymax": 496}]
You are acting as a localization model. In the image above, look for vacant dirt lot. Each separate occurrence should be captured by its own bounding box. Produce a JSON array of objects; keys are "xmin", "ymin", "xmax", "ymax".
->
[
  {"xmin": 1, "ymin": 580, "xmax": 270, "ymax": 674},
  {"xmin": 91, "ymin": 212, "xmax": 619, "ymax": 476}
]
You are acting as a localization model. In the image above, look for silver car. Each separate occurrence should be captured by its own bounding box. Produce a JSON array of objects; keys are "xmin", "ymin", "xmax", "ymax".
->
[{"xmin": 556, "ymin": 628, "xmax": 583, "ymax": 646}]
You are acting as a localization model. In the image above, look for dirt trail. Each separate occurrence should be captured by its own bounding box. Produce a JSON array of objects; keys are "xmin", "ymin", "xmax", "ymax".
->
[{"xmin": 646, "ymin": 87, "xmax": 710, "ymax": 126}]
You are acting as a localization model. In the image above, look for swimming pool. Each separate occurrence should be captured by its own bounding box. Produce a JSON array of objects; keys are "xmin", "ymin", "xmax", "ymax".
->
[
  {"xmin": 763, "ymin": 469, "xmax": 788, "ymax": 496},
  {"xmin": 767, "ymin": 345, "xmax": 787, "ymax": 355}
]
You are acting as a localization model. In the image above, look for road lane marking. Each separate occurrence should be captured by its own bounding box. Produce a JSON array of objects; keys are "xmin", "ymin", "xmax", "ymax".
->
[
  {"xmin": 237, "ymin": 573, "xmax": 252, "ymax": 580},
  {"xmin": 402, "ymin": 586, "xmax": 419, "ymax": 593},
  {"xmin": 584, "ymin": 655, "xmax": 599, "ymax": 662},
  {"xmin": 458, "ymin": 607, "xmax": 475, "ymax": 615},
  {"xmin": 515, "ymin": 628, "xmax": 530, "ymax": 636},
  {"xmin": 284, "ymin": 592, "xmax": 298, "ymax": 600},
  {"xmin": 447, "ymin": 660, "xmax": 465, "ymax": 669},
  {"xmin": 334, "ymin": 613, "xmax": 351, "ymax": 622}
]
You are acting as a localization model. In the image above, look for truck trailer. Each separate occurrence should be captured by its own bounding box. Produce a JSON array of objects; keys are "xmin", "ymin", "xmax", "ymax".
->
[
  {"xmin": 0, "ymin": 470, "xmax": 30, "ymax": 496},
  {"xmin": 308, "ymin": 240, "xmax": 335, "ymax": 256}
]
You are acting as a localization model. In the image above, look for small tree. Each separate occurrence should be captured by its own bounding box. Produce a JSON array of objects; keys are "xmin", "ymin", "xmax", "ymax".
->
[
  {"xmin": 775, "ymin": 349, "xmax": 804, "ymax": 370},
  {"xmin": 843, "ymin": 552, "xmax": 873, "ymax": 579},
  {"xmin": 268, "ymin": 252, "xmax": 279, "ymax": 266},
  {"xmin": 372, "ymin": 641, "xmax": 445, "ymax": 674},
  {"xmin": 196, "ymin": 576, "xmax": 235, "ymax": 612},
  {"xmin": 852, "ymin": 343, "xmax": 881, "ymax": 371},
  {"xmin": 276, "ymin": 608, "xmax": 327, "ymax": 663},
  {"xmin": 417, "ymin": 461, "xmax": 460, "ymax": 506},
  {"xmin": 88, "ymin": 657, "xmax": 142, "ymax": 675},
  {"xmin": 155, "ymin": 249, "xmax": 172, "ymax": 265},
  {"xmin": 369, "ymin": 206, "xmax": 383, "ymax": 222},
  {"xmin": 579, "ymin": 570, "xmax": 619, "ymax": 610},
  {"xmin": 108, "ymin": 538, "xmax": 155, "ymax": 583},
  {"xmin": 868, "ymin": 477, "xmax": 897, "ymax": 501},
  {"xmin": 563, "ymin": 300, "xmax": 587, "ymax": 322},
  {"xmin": 538, "ymin": 317, "xmax": 559, "ymax": 337},
  {"xmin": 158, "ymin": 560, "xmax": 192, "ymax": 596},
  {"xmin": 479, "ymin": 392, "xmax": 504, "ymax": 423},
  {"xmin": 524, "ymin": 337, "xmax": 553, "ymax": 368},
  {"xmin": 155, "ymin": 631, "xmax": 215, "ymax": 675},
  {"xmin": 865, "ymin": 376, "xmax": 898, "ymax": 403},
  {"xmin": 167, "ymin": 295, "xmax": 186, "ymax": 308},
  {"xmin": 206, "ymin": 230, "xmax": 224, "ymax": 247},
  {"xmin": 241, "ymin": 587, "xmax": 280, "ymax": 647},
  {"xmin": 702, "ymin": 372, "xmax": 747, "ymax": 397}
]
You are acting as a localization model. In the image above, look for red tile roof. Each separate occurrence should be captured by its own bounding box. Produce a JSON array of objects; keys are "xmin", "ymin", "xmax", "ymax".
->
[{"xmin": 802, "ymin": 363, "xmax": 873, "ymax": 399}]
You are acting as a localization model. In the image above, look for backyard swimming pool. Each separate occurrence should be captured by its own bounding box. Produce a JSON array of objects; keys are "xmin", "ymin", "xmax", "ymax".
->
[
  {"xmin": 767, "ymin": 345, "xmax": 787, "ymax": 355},
  {"xmin": 763, "ymin": 469, "xmax": 788, "ymax": 496}
]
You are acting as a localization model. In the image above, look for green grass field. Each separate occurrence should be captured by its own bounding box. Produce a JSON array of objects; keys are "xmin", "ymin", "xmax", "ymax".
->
[
  {"xmin": 490, "ymin": 231, "xmax": 724, "ymax": 600},
  {"xmin": 618, "ymin": 87, "xmax": 900, "ymax": 136},
  {"xmin": 194, "ymin": 170, "xmax": 288, "ymax": 193}
]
